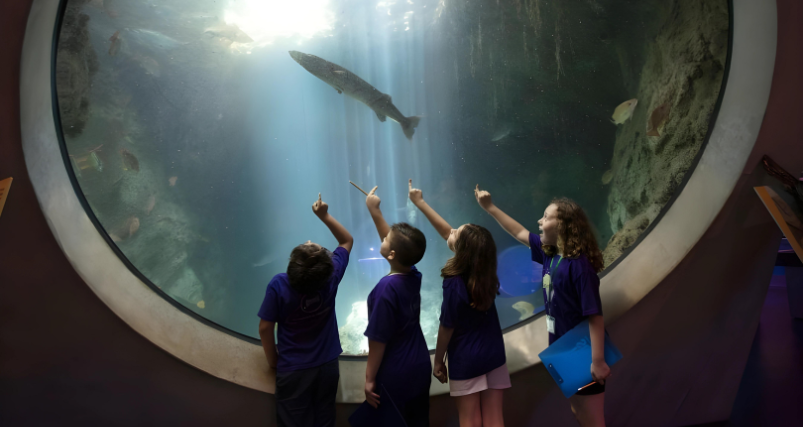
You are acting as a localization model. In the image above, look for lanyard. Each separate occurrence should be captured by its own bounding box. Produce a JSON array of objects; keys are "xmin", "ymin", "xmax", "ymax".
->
[
  {"xmin": 549, "ymin": 255, "xmax": 563, "ymax": 277},
  {"xmin": 546, "ymin": 255, "xmax": 562, "ymax": 313}
]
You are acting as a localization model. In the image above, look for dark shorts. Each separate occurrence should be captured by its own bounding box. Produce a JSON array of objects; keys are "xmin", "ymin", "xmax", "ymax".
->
[
  {"xmin": 397, "ymin": 388, "xmax": 430, "ymax": 427},
  {"xmin": 575, "ymin": 381, "xmax": 605, "ymax": 396},
  {"xmin": 275, "ymin": 358, "xmax": 340, "ymax": 427}
]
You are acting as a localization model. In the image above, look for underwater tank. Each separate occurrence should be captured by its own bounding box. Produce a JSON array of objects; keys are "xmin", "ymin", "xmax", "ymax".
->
[{"xmin": 52, "ymin": 0, "xmax": 729, "ymax": 355}]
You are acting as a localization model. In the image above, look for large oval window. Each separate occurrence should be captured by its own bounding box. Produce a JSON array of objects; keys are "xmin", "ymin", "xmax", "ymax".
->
[{"xmin": 55, "ymin": 0, "xmax": 729, "ymax": 354}]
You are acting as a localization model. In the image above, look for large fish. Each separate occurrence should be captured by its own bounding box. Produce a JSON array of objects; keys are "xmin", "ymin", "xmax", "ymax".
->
[{"xmin": 289, "ymin": 51, "xmax": 422, "ymax": 141}]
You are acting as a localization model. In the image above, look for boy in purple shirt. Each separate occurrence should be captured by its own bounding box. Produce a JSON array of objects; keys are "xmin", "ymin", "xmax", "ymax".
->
[
  {"xmin": 476, "ymin": 185, "xmax": 610, "ymax": 427},
  {"xmin": 358, "ymin": 186, "xmax": 431, "ymax": 427},
  {"xmin": 257, "ymin": 193, "xmax": 354, "ymax": 427}
]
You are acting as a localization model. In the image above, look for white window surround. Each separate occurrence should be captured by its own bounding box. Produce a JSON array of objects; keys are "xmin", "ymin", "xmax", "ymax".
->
[{"xmin": 20, "ymin": 0, "xmax": 777, "ymax": 403}]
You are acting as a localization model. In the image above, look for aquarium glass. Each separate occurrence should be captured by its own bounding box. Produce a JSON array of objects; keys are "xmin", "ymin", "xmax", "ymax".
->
[{"xmin": 55, "ymin": 0, "xmax": 729, "ymax": 353}]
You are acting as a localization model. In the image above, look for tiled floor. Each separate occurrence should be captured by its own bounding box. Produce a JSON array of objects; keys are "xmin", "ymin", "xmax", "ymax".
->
[{"xmin": 693, "ymin": 274, "xmax": 803, "ymax": 427}]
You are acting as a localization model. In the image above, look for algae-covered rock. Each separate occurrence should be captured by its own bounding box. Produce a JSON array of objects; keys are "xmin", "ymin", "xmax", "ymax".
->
[
  {"xmin": 603, "ymin": 204, "xmax": 662, "ymax": 267},
  {"xmin": 55, "ymin": 0, "xmax": 98, "ymax": 138},
  {"xmin": 603, "ymin": 0, "xmax": 728, "ymax": 265}
]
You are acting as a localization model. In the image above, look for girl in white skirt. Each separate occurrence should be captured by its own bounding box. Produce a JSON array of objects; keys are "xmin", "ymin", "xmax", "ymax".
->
[{"xmin": 409, "ymin": 180, "xmax": 509, "ymax": 427}]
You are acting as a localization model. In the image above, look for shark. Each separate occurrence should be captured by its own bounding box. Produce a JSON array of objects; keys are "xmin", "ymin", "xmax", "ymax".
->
[{"xmin": 289, "ymin": 51, "xmax": 422, "ymax": 141}]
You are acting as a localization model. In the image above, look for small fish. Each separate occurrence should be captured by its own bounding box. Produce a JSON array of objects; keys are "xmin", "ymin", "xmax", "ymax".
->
[
  {"xmin": 70, "ymin": 156, "xmax": 83, "ymax": 178},
  {"xmin": 128, "ymin": 216, "xmax": 140, "ymax": 237},
  {"xmin": 646, "ymin": 102, "xmax": 671, "ymax": 137},
  {"xmin": 512, "ymin": 301, "xmax": 535, "ymax": 321},
  {"xmin": 133, "ymin": 54, "xmax": 161, "ymax": 77},
  {"xmin": 146, "ymin": 195, "xmax": 156, "ymax": 214},
  {"xmin": 252, "ymin": 253, "xmax": 279, "ymax": 267},
  {"xmin": 491, "ymin": 127, "xmax": 511, "ymax": 142},
  {"xmin": 601, "ymin": 169, "xmax": 614, "ymax": 185},
  {"xmin": 89, "ymin": 151, "xmax": 103, "ymax": 172},
  {"xmin": 168, "ymin": 176, "xmax": 178, "ymax": 186},
  {"xmin": 611, "ymin": 98, "xmax": 638, "ymax": 125},
  {"xmin": 108, "ymin": 30, "xmax": 121, "ymax": 56},
  {"xmin": 204, "ymin": 23, "xmax": 254, "ymax": 44},
  {"xmin": 112, "ymin": 216, "xmax": 139, "ymax": 241},
  {"xmin": 121, "ymin": 148, "xmax": 140, "ymax": 172},
  {"xmin": 197, "ymin": 300, "xmax": 206, "ymax": 309}
]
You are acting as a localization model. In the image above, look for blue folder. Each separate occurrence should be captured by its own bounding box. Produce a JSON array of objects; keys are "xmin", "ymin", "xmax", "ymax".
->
[
  {"xmin": 348, "ymin": 383, "xmax": 408, "ymax": 427},
  {"xmin": 538, "ymin": 319, "xmax": 623, "ymax": 398}
]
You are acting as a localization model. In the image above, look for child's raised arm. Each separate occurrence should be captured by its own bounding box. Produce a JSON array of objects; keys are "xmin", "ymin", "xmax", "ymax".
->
[
  {"xmin": 365, "ymin": 186, "xmax": 391, "ymax": 242},
  {"xmin": 312, "ymin": 193, "xmax": 354, "ymax": 252},
  {"xmin": 475, "ymin": 184, "xmax": 531, "ymax": 246},
  {"xmin": 408, "ymin": 179, "xmax": 453, "ymax": 241}
]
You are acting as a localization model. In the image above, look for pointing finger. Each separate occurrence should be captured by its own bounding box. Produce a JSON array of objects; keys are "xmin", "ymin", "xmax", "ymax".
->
[
  {"xmin": 409, "ymin": 179, "xmax": 413, "ymax": 191},
  {"xmin": 368, "ymin": 186, "xmax": 378, "ymax": 196},
  {"xmin": 318, "ymin": 193, "xmax": 322, "ymax": 202},
  {"xmin": 475, "ymin": 184, "xmax": 480, "ymax": 193}
]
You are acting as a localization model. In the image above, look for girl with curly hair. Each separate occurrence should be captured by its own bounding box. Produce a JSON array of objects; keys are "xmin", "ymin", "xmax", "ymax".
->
[{"xmin": 475, "ymin": 185, "xmax": 609, "ymax": 427}]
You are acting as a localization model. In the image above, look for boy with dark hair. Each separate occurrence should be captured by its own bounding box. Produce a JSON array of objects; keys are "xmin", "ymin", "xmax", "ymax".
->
[
  {"xmin": 258, "ymin": 193, "xmax": 353, "ymax": 427},
  {"xmin": 356, "ymin": 186, "xmax": 431, "ymax": 426}
]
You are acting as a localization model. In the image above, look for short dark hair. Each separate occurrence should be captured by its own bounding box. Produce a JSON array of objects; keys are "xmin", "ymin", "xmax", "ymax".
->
[
  {"xmin": 389, "ymin": 223, "xmax": 426, "ymax": 267},
  {"xmin": 286, "ymin": 244, "xmax": 334, "ymax": 294}
]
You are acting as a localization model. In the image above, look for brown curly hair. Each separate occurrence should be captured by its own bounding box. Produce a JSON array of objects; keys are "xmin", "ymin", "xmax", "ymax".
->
[
  {"xmin": 441, "ymin": 224, "xmax": 500, "ymax": 311},
  {"xmin": 543, "ymin": 198, "xmax": 604, "ymax": 273}
]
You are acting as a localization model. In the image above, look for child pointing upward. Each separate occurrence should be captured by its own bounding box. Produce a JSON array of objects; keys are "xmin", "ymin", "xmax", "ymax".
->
[
  {"xmin": 410, "ymin": 179, "xmax": 508, "ymax": 427},
  {"xmin": 476, "ymin": 185, "xmax": 609, "ymax": 427},
  {"xmin": 358, "ymin": 185, "xmax": 431, "ymax": 426}
]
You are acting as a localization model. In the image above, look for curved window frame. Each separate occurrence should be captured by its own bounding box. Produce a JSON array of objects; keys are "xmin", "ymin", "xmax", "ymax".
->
[{"xmin": 21, "ymin": 0, "xmax": 775, "ymax": 401}]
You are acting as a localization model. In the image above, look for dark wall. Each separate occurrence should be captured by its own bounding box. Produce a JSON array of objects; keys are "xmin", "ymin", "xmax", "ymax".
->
[
  {"xmin": 0, "ymin": 2, "xmax": 273, "ymax": 426},
  {"xmin": 2, "ymin": 1, "xmax": 801, "ymax": 427}
]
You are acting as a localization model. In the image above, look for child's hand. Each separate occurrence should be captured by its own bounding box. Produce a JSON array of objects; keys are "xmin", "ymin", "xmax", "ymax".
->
[
  {"xmin": 364, "ymin": 380, "xmax": 381, "ymax": 408},
  {"xmin": 312, "ymin": 193, "xmax": 329, "ymax": 218},
  {"xmin": 591, "ymin": 360, "xmax": 611, "ymax": 385},
  {"xmin": 366, "ymin": 186, "xmax": 381, "ymax": 211},
  {"xmin": 408, "ymin": 179, "xmax": 424, "ymax": 205},
  {"xmin": 474, "ymin": 184, "xmax": 493, "ymax": 211},
  {"xmin": 433, "ymin": 360, "xmax": 448, "ymax": 384}
]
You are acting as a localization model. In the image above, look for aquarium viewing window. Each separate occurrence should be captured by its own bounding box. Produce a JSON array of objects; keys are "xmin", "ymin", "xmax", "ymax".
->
[{"xmin": 52, "ymin": 0, "xmax": 730, "ymax": 354}]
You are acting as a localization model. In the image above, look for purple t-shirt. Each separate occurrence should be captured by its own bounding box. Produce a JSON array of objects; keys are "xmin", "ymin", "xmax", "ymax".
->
[
  {"xmin": 439, "ymin": 276, "xmax": 506, "ymax": 380},
  {"xmin": 529, "ymin": 233, "xmax": 602, "ymax": 344},
  {"xmin": 364, "ymin": 267, "xmax": 432, "ymax": 401},
  {"xmin": 257, "ymin": 246, "xmax": 349, "ymax": 372}
]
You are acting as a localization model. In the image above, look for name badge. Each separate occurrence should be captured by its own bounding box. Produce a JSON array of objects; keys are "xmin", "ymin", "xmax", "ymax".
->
[
  {"xmin": 546, "ymin": 315, "xmax": 555, "ymax": 334},
  {"xmin": 543, "ymin": 273, "xmax": 551, "ymax": 288}
]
